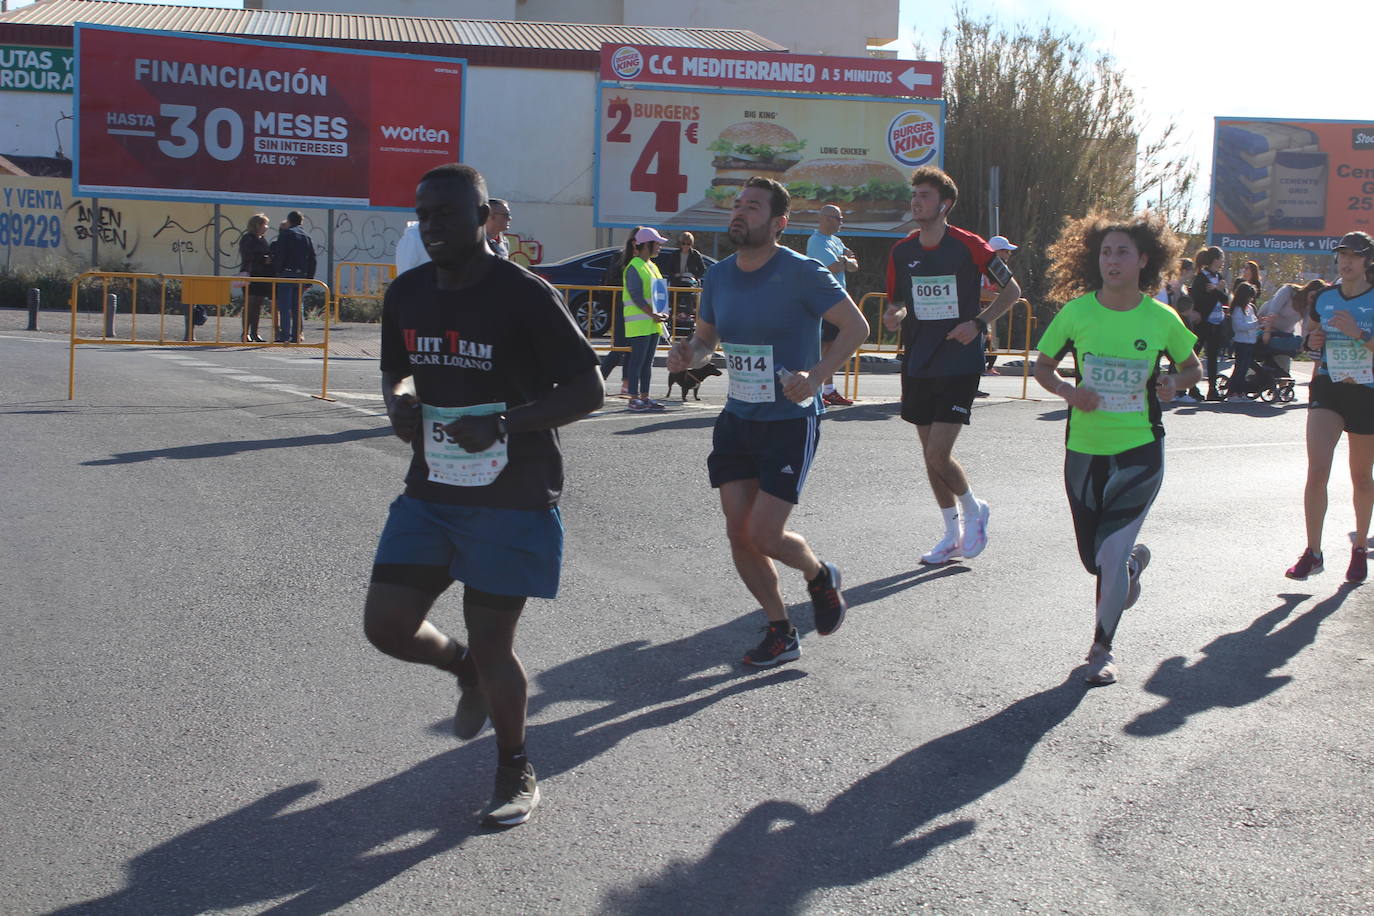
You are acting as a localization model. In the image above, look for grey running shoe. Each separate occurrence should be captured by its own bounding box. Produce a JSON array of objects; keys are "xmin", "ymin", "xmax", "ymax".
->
[
  {"xmin": 1084, "ymin": 643, "xmax": 1118, "ymax": 686},
  {"xmin": 1124, "ymin": 544, "xmax": 1152, "ymax": 610},
  {"xmin": 742, "ymin": 622, "xmax": 801, "ymax": 667},
  {"xmin": 482, "ymin": 762, "xmax": 540, "ymax": 827},
  {"xmin": 807, "ymin": 561, "xmax": 846, "ymax": 636}
]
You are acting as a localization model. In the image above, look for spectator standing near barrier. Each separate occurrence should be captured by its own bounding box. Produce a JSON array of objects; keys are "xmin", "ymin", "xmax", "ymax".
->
[
  {"xmin": 882, "ymin": 166, "xmax": 1021, "ymax": 565},
  {"xmin": 978, "ymin": 236, "xmax": 1020, "ymax": 388},
  {"xmin": 667, "ymin": 177, "xmax": 867, "ymax": 667},
  {"xmin": 1164, "ymin": 257, "xmax": 1200, "ymax": 401},
  {"xmin": 487, "ymin": 199, "xmax": 511, "ymax": 259},
  {"xmin": 1226, "ymin": 281, "xmax": 1262, "ymax": 401},
  {"xmin": 621, "ymin": 226, "xmax": 672, "ymax": 412},
  {"xmin": 1033, "ymin": 211, "xmax": 1201, "ymax": 685},
  {"xmin": 598, "ymin": 248, "xmax": 631, "ymax": 397},
  {"xmin": 237, "ymin": 213, "xmax": 272, "ymax": 343},
  {"xmin": 1259, "ymin": 279, "xmax": 1325, "ymax": 375},
  {"xmin": 1189, "ymin": 246, "xmax": 1230, "ymax": 401},
  {"xmin": 806, "ymin": 205, "xmax": 859, "ymax": 406},
  {"xmin": 1286, "ymin": 231, "xmax": 1374, "ymax": 583},
  {"xmin": 395, "ymin": 220, "xmax": 430, "ymax": 275},
  {"xmin": 365, "ymin": 164, "xmax": 603, "ymax": 827},
  {"xmin": 270, "ymin": 211, "xmax": 316, "ymax": 344}
]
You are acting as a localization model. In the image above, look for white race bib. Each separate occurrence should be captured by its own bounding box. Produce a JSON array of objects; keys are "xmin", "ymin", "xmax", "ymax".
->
[
  {"xmin": 1326, "ymin": 337, "xmax": 1374, "ymax": 384},
  {"xmin": 911, "ymin": 274, "xmax": 960, "ymax": 321},
  {"xmin": 1082, "ymin": 354, "xmax": 1151, "ymax": 413},
  {"xmin": 422, "ymin": 402, "xmax": 509, "ymax": 487},
  {"xmin": 722, "ymin": 342, "xmax": 775, "ymax": 403}
]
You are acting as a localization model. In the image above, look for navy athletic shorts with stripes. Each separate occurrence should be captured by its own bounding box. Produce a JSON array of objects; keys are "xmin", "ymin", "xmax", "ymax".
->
[{"xmin": 707, "ymin": 410, "xmax": 820, "ymax": 505}]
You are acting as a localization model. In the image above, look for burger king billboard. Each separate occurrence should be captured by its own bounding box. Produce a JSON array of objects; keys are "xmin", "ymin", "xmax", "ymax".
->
[{"xmin": 596, "ymin": 85, "xmax": 944, "ymax": 236}]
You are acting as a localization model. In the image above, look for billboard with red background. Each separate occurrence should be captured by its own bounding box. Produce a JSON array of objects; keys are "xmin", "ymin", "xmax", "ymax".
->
[
  {"xmin": 75, "ymin": 24, "xmax": 464, "ymax": 209},
  {"xmin": 1210, "ymin": 116, "xmax": 1374, "ymax": 254}
]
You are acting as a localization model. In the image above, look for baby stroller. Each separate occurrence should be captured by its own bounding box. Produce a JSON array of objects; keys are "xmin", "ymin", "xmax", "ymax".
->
[{"xmin": 1216, "ymin": 339, "xmax": 1297, "ymax": 403}]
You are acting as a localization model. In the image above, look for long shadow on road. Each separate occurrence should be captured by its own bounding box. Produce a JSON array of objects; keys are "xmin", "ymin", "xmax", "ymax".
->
[
  {"xmin": 47, "ymin": 616, "xmax": 800, "ymax": 916},
  {"xmin": 602, "ymin": 675, "xmax": 1088, "ymax": 915},
  {"xmin": 82, "ymin": 426, "xmax": 393, "ymax": 465},
  {"xmin": 1124, "ymin": 586, "xmax": 1356, "ymax": 737}
]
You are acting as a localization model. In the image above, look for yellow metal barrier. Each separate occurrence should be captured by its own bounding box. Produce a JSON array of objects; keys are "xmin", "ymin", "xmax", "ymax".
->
[
  {"xmin": 549, "ymin": 283, "xmax": 700, "ymax": 350},
  {"xmin": 332, "ymin": 261, "xmax": 396, "ymax": 322},
  {"xmin": 850, "ymin": 292, "xmax": 1039, "ymax": 401},
  {"xmin": 67, "ymin": 271, "xmax": 334, "ymax": 401}
]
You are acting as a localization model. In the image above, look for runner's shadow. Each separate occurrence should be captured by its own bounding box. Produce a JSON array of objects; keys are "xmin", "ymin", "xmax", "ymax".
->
[
  {"xmin": 612, "ymin": 414, "xmax": 719, "ymax": 434},
  {"xmin": 82, "ymin": 426, "xmax": 393, "ymax": 465},
  {"xmin": 602, "ymin": 675, "xmax": 1088, "ymax": 915},
  {"xmin": 434, "ymin": 615, "xmax": 808, "ymax": 779},
  {"xmin": 1124, "ymin": 587, "xmax": 1355, "ymax": 737},
  {"xmin": 53, "ymin": 617, "xmax": 799, "ymax": 916},
  {"xmin": 47, "ymin": 749, "xmax": 483, "ymax": 916},
  {"xmin": 841, "ymin": 564, "xmax": 971, "ymax": 609},
  {"xmin": 821, "ymin": 401, "xmax": 901, "ymax": 421}
]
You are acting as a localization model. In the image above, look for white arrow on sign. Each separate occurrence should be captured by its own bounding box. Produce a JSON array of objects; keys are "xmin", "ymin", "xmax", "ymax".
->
[{"xmin": 898, "ymin": 67, "xmax": 933, "ymax": 91}]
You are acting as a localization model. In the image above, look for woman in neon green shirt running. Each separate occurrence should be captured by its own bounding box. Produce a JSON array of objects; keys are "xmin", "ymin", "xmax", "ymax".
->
[{"xmin": 1033, "ymin": 212, "xmax": 1204, "ymax": 685}]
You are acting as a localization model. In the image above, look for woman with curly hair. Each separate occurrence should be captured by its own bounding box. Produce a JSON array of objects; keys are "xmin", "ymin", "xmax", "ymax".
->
[{"xmin": 1033, "ymin": 211, "xmax": 1203, "ymax": 685}]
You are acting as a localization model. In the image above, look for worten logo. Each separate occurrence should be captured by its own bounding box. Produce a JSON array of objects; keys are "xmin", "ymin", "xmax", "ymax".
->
[
  {"xmin": 380, "ymin": 124, "xmax": 452, "ymax": 144},
  {"xmin": 1353, "ymin": 128, "xmax": 1374, "ymax": 150}
]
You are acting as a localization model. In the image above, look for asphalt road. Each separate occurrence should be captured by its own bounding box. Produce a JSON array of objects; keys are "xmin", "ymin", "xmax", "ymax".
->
[{"xmin": 1, "ymin": 321, "xmax": 1371, "ymax": 915}]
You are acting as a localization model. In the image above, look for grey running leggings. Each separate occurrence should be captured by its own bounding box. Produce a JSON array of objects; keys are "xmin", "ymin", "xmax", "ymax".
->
[{"xmin": 1064, "ymin": 440, "xmax": 1164, "ymax": 645}]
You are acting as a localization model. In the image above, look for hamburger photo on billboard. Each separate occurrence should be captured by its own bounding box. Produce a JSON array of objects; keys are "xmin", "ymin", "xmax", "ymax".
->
[
  {"xmin": 705, "ymin": 121, "xmax": 806, "ymax": 209},
  {"xmin": 782, "ymin": 158, "xmax": 910, "ymax": 221}
]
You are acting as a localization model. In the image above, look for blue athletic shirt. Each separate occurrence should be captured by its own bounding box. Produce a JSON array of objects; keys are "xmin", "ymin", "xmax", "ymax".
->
[
  {"xmin": 885, "ymin": 224, "xmax": 997, "ymax": 377},
  {"xmin": 700, "ymin": 246, "xmax": 845, "ymax": 421},
  {"xmin": 1312, "ymin": 284, "xmax": 1374, "ymax": 388}
]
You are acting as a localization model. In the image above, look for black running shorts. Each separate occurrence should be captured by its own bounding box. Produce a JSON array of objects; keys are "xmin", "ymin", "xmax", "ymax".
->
[
  {"xmin": 1310, "ymin": 375, "xmax": 1374, "ymax": 435},
  {"xmin": 900, "ymin": 372, "xmax": 981, "ymax": 426}
]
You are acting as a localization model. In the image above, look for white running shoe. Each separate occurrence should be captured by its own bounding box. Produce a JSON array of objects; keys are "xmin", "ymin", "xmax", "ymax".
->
[
  {"xmin": 960, "ymin": 500, "xmax": 991, "ymax": 559},
  {"xmin": 1124, "ymin": 544, "xmax": 1151, "ymax": 609},
  {"xmin": 1084, "ymin": 643, "xmax": 1118, "ymax": 685},
  {"xmin": 920, "ymin": 535, "xmax": 962, "ymax": 565}
]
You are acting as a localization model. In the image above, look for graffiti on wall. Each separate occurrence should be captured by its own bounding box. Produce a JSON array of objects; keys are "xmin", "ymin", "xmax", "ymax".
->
[
  {"xmin": 1, "ymin": 176, "xmax": 415, "ymax": 276},
  {"xmin": 505, "ymin": 233, "xmax": 544, "ymax": 268}
]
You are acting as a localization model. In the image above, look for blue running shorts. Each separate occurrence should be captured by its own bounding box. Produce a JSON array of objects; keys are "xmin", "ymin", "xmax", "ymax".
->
[{"xmin": 372, "ymin": 494, "xmax": 564, "ymax": 599}]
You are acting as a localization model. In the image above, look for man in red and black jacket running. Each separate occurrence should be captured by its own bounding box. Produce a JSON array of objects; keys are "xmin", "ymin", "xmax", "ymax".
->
[{"xmin": 883, "ymin": 166, "xmax": 1022, "ymax": 566}]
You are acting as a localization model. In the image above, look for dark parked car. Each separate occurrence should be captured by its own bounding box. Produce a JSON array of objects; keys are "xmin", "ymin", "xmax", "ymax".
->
[{"xmin": 531, "ymin": 246, "xmax": 715, "ymax": 337}]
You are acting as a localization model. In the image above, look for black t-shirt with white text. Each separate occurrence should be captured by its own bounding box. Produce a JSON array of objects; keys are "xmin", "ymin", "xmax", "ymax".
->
[{"xmin": 380, "ymin": 259, "xmax": 599, "ymax": 509}]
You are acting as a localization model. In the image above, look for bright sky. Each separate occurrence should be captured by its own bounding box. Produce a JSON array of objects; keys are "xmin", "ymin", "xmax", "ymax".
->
[
  {"xmin": 898, "ymin": 0, "xmax": 1358, "ymax": 217},
  {"xmin": 6, "ymin": 0, "xmax": 1356, "ymax": 222}
]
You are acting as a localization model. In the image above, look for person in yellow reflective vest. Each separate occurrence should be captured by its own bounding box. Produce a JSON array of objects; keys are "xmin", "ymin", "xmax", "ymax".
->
[{"xmin": 622, "ymin": 226, "xmax": 672, "ymax": 411}]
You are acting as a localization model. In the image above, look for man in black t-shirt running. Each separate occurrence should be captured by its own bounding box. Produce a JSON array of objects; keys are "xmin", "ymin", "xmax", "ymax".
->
[
  {"xmin": 365, "ymin": 164, "xmax": 603, "ymax": 828},
  {"xmin": 884, "ymin": 166, "xmax": 1021, "ymax": 565}
]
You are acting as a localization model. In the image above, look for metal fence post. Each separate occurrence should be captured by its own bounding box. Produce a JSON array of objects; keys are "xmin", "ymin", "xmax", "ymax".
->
[
  {"xmin": 26, "ymin": 288, "xmax": 40, "ymax": 330},
  {"xmin": 104, "ymin": 293, "xmax": 117, "ymax": 337}
]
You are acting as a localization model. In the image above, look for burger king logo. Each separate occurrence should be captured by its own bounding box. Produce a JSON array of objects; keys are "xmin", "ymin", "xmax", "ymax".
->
[
  {"xmin": 610, "ymin": 46, "xmax": 644, "ymax": 80},
  {"xmin": 887, "ymin": 110, "xmax": 939, "ymax": 167}
]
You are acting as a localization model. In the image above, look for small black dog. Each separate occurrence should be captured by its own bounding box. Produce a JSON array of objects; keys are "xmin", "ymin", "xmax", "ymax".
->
[{"xmin": 666, "ymin": 363, "xmax": 723, "ymax": 401}]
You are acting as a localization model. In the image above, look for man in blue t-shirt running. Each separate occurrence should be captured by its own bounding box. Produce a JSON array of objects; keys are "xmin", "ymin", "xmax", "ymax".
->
[{"xmin": 668, "ymin": 177, "xmax": 869, "ymax": 667}]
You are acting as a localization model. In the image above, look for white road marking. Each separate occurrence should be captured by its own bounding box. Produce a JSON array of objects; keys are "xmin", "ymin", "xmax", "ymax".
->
[{"xmin": 1170, "ymin": 441, "xmax": 1306, "ymax": 453}]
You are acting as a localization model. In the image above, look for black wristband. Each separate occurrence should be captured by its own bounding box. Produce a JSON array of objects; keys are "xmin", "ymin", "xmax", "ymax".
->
[{"xmin": 973, "ymin": 317, "xmax": 988, "ymax": 334}]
